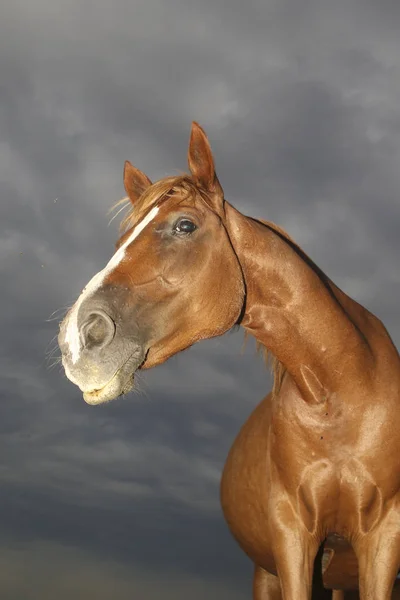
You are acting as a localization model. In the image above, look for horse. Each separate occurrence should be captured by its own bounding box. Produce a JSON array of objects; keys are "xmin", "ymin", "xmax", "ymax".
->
[{"xmin": 58, "ymin": 122, "xmax": 400, "ymax": 599}]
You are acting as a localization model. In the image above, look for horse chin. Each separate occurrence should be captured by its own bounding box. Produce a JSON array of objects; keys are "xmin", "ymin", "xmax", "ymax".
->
[
  {"xmin": 83, "ymin": 370, "xmax": 134, "ymax": 405},
  {"xmin": 82, "ymin": 351, "xmax": 145, "ymax": 405}
]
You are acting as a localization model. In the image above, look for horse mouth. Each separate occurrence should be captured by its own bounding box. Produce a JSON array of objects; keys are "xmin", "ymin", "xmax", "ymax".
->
[
  {"xmin": 82, "ymin": 351, "xmax": 145, "ymax": 405},
  {"xmin": 83, "ymin": 370, "xmax": 134, "ymax": 405}
]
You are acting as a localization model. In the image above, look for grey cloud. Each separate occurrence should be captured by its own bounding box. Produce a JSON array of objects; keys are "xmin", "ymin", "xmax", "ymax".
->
[{"xmin": 1, "ymin": 0, "xmax": 400, "ymax": 597}]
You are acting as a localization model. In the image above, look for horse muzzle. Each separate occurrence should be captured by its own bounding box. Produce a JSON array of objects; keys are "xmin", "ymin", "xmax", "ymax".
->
[{"xmin": 58, "ymin": 301, "xmax": 147, "ymax": 405}]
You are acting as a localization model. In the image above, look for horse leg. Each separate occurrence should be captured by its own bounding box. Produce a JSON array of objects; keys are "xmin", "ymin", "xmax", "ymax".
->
[
  {"xmin": 355, "ymin": 522, "xmax": 400, "ymax": 600},
  {"xmin": 253, "ymin": 565, "xmax": 282, "ymax": 600},
  {"xmin": 270, "ymin": 516, "xmax": 319, "ymax": 600},
  {"xmin": 252, "ymin": 555, "xmax": 344, "ymax": 600}
]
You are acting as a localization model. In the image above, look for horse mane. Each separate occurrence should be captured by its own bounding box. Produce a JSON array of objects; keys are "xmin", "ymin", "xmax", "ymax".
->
[{"xmin": 111, "ymin": 179, "xmax": 288, "ymax": 397}]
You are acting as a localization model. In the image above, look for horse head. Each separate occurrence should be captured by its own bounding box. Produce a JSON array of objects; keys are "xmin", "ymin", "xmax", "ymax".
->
[{"xmin": 58, "ymin": 123, "xmax": 245, "ymax": 403}]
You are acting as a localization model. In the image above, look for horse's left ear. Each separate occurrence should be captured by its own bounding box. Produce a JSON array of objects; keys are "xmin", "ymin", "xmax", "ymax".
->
[
  {"xmin": 124, "ymin": 160, "xmax": 153, "ymax": 206},
  {"xmin": 188, "ymin": 122, "xmax": 224, "ymax": 209}
]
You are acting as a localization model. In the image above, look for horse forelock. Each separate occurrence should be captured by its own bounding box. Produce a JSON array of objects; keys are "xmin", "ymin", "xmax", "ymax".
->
[{"xmin": 112, "ymin": 174, "xmax": 210, "ymax": 235}]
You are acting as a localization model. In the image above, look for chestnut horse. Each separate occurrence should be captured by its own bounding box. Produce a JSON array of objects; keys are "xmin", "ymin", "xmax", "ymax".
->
[{"xmin": 58, "ymin": 123, "xmax": 400, "ymax": 599}]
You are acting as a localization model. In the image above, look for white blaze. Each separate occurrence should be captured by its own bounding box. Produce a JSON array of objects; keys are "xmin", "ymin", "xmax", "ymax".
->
[{"xmin": 65, "ymin": 205, "xmax": 160, "ymax": 364}]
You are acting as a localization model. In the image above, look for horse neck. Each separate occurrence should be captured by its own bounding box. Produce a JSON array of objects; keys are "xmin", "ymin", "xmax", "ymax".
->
[{"xmin": 225, "ymin": 202, "xmax": 383, "ymax": 404}]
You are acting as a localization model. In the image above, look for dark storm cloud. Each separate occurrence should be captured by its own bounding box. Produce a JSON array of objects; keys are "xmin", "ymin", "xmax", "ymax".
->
[{"xmin": 1, "ymin": 0, "xmax": 400, "ymax": 597}]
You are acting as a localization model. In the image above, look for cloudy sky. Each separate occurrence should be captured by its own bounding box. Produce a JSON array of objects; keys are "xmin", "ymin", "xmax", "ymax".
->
[{"xmin": 1, "ymin": 0, "xmax": 400, "ymax": 597}]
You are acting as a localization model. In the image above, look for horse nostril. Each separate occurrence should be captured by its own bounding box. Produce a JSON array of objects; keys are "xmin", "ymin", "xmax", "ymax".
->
[{"xmin": 80, "ymin": 310, "xmax": 116, "ymax": 350}]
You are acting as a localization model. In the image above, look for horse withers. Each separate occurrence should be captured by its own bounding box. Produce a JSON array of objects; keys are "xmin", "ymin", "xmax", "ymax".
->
[{"xmin": 58, "ymin": 123, "xmax": 400, "ymax": 599}]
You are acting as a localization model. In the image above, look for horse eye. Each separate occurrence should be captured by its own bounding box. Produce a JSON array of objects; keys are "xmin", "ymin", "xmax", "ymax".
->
[{"xmin": 173, "ymin": 218, "xmax": 197, "ymax": 235}]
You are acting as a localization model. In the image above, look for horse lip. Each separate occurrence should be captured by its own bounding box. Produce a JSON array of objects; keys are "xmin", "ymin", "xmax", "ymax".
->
[
  {"xmin": 82, "ymin": 350, "xmax": 146, "ymax": 405},
  {"xmin": 137, "ymin": 348, "xmax": 150, "ymax": 369},
  {"xmin": 83, "ymin": 370, "xmax": 133, "ymax": 404}
]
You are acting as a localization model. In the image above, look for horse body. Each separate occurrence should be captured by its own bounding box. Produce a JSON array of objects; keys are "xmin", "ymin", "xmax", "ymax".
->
[
  {"xmin": 222, "ymin": 379, "xmax": 400, "ymax": 595},
  {"xmin": 221, "ymin": 203, "xmax": 400, "ymax": 597},
  {"xmin": 58, "ymin": 122, "xmax": 400, "ymax": 599}
]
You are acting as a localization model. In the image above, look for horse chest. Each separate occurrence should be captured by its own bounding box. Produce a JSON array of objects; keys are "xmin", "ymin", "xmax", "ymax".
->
[
  {"xmin": 220, "ymin": 392, "xmax": 336, "ymax": 566},
  {"xmin": 221, "ymin": 385, "xmax": 400, "ymax": 559}
]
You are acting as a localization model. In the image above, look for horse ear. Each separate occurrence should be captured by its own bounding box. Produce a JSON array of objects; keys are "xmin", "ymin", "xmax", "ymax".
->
[
  {"xmin": 124, "ymin": 160, "xmax": 152, "ymax": 206},
  {"xmin": 188, "ymin": 122, "xmax": 224, "ymax": 205}
]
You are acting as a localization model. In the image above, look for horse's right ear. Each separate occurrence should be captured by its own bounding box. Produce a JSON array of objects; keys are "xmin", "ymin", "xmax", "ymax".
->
[{"xmin": 123, "ymin": 161, "xmax": 152, "ymax": 206}]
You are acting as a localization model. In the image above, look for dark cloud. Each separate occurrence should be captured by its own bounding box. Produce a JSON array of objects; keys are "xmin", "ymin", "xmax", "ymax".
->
[{"xmin": 1, "ymin": 0, "xmax": 400, "ymax": 597}]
